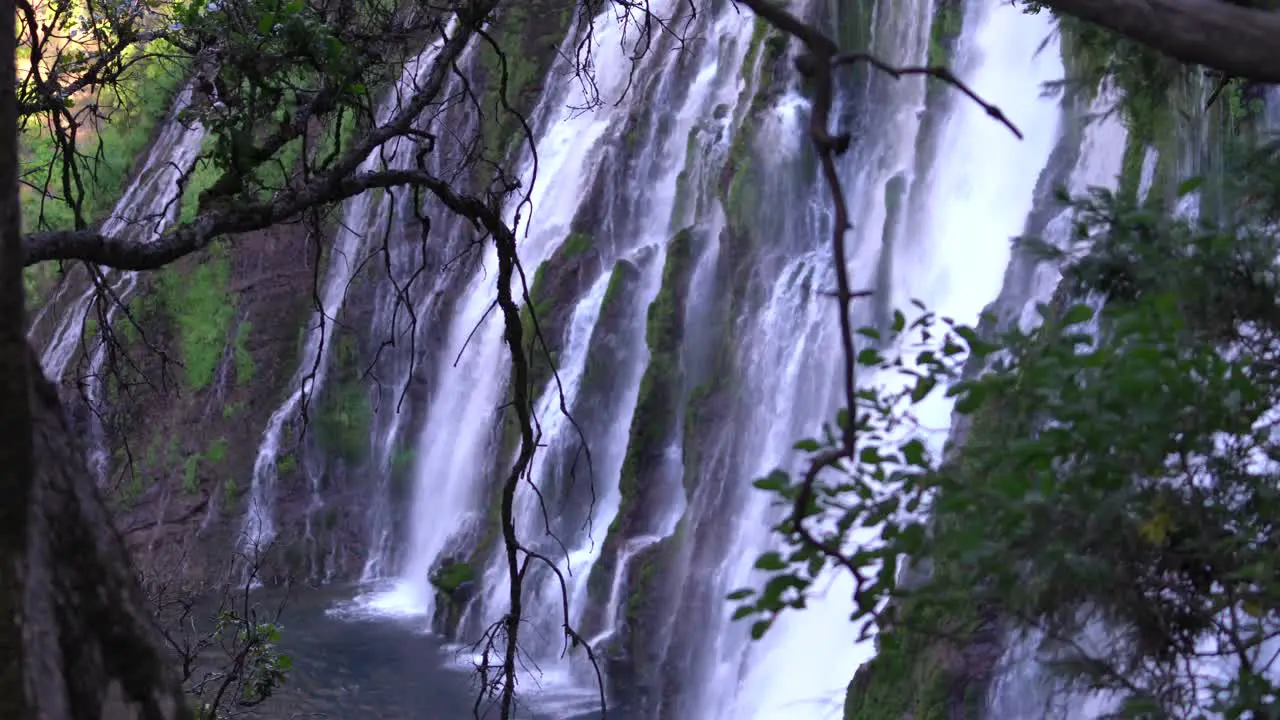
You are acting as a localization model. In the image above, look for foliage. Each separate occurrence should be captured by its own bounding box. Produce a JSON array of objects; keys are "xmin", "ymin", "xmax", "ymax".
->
[
  {"xmin": 734, "ymin": 145, "xmax": 1280, "ymax": 717},
  {"xmin": 152, "ymin": 561, "xmax": 294, "ymax": 720},
  {"xmin": 167, "ymin": 0, "xmax": 401, "ymax": 211},
  {"xmin": 20, "ymin": 38, "xmax": 187, "ymax": 232},
  {"xmin": 157, "ymin": 242, "xmax": 237, "ymax": 391},
  {"xmin": 430, "ymin": 559, "xmax": 476, "ymax": 595}
]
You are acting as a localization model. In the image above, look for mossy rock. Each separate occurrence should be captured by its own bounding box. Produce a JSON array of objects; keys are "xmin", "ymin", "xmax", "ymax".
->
[
  {"xmin": 585, "ymin": 228, "xmax": 699, "ymax": 626},
  {"xmin": 602, "ymin": 532, "xmax": 682, "ymax": 713},
  {"xmin": 843, "ymin": 596, "xmax": 994, "ymax": 720}
]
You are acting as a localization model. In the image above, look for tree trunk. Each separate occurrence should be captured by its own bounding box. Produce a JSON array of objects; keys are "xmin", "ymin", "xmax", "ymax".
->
[
  {"xmin": 0, "ymin": 0, "xmax": 192, "ymax": 713},
  {"xmin": 17, "ymin": 343, "xmax": 196, "ymax": 719},
  {"xmin": 0, "ymin": 343, "xmax": 196, "ymax": 720}
]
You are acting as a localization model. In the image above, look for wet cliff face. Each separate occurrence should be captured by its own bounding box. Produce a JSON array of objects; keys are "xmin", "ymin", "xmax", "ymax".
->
[
  {"xmin": 29, "ymin": 1, "xmax": 583, "ymax": 592},
  {"xmin": 66, "ymin": 221, "xmax": 319, "ymax": 587}
]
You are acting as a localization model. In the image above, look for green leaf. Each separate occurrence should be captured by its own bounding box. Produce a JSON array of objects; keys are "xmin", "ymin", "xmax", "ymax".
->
[
  {"xmin": 750, "ymin": 619, "xmax": 772, "ymax": 639},
  {"xmin": 1061, "ymin": 303, "xmax": 1095, "ymax": 327},
  {"xmin": 754, "ymin": 552, "xmax": 787, "ymax": 571},
  {"xmin": 753, "ymin": 472, "xmax": 789, "ymax": 492},
  {"xmin": 953, "ymin": 385, "xmax": 985, "ymax": 414},
  {"xmin": 901, "ymin": 438, "xmax": 926, "ymax": 466},
  {"xmin": 258, "ymin": 11, "xmax": 276, "ymax": 34},
  {"xmin": 726, "ymin": 588, "xmax": 755, "ymax": 601},
  {"xmin": 911, "ymin": 375, "xmax": 937, "ymax": 403},
  {"xmin": 793, "ymin": 439, "xmax": 820, "ymax": 452},
  {"xmin": 1177, "ymin": 176, "xmax": 1203, "ymax": 197},
  {"xmin": 857, "ymin": 348, "xmax": 882, "ymax": 366}
]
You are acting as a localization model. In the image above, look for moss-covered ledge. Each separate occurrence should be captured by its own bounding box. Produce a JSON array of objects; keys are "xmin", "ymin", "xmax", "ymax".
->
[{"xmin": 582, "ymin": 227, "xmax": 699, "ymax": 633}]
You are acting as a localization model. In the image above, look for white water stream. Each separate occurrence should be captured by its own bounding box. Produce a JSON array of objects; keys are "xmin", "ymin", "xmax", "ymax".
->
[{"xmin": 30, "ymin": 84, "xmax": 206, "ymax": 480}]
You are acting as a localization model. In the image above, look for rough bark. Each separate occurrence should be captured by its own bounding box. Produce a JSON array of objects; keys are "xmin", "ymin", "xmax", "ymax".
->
[
  {"xmin": 0, "ymin": 0, "xmax": 33, "ymax": 711},
  {"xmin": 17, "ymin": 343, "xmax": 194, "ymax": 720},
  {"xmin": 1037, "ymin": 0, "xmax": 1280, "ymax": 83}
]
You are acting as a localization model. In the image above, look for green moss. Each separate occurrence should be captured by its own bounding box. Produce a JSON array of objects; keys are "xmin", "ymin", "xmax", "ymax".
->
[
  {"xmin": 158, "ymin": 243, "xmax": 237, "ymax": 391},
  {"xmin": 234, "ymin": 321, "xmax": 256, "ymax": 384},
  {"xmin": 430, "ymin": 560, "xmax": 475, "ymax": 594},
  {"xmin": 831, "ymin": 0, "xmax": 877, "ymax": 53},
  {"xmin": 602, "ymin": 262, "xmax": 632, "ymax": 309},
  {"xmin": 389, "ymin": 448, "xmax": 417, "ymax": 501},
  {"xmin": 519, "ymin": 260, "xmax": 557, "ymax": 393},
  {"xmin": 182, "ymin": 454, "xmax": 201, "ymax": 494},
  {"xmin": 178, "ymin": 437, "xmax": 229, "ymax": 495},
  {"xmin": 477, "ymin": 1, "xmax": 576, "ymax": 165},
  {"xmin": 590, "ymin": 228, "xmax": 697, "ymax": 596},
  {"xmin": 670, "ymin": 124, "xmax": 704, "ymax": 230},
  {"xmin": 928, "ymin": 1, "xmax": 963, "ymax": 66},
  {"xmin": 222, "ymin": 400, "xmax": 245, "ymax": 419},
  {"xmin": 741, "ymin": 17, "xmax": 769, "ymax": 84},
  {"xmin": 223, "ymin": 477, "xmax": 241, "ymax": 507},
  {"xmin": 314, "ymin": 335, "xmax": 372, "ymax": 464},
  {"xmin": 207, "ymin": 437, "xmax": 228, "ymax": 464},
  {"xmin": 561, "ymin": 231, "xmax": 592, "ymax": 258}
]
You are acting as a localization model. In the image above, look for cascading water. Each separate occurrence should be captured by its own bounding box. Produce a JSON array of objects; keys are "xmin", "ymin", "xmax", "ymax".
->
[
  {"xmin": 32, "ymin": 84, "xmax": 204, "ymax": 378},
  {"xmin": 474, "ymin": 2, "xmax": 757, "ymax": 667},
  {"xmin": 363, "ymin": 0, "xmax": 743, "ymax": 638},
  {"xmin": 239, "ymin": 35, "xmax": 454, "ymax": 554},
  {"xmin": 709, "ymin": 1, "xmax": 1064, "ymax": 717},
  {"xmin": 339, "ymin": 0, "xmax": 1083, "ymax": 715},
  {"xmin": 239, "ymin": 0, "xmax": 1217, "ymax": 717},
  {"xmin": 29, "ymin": 84, "xmax": 205, "ymax": 479}
]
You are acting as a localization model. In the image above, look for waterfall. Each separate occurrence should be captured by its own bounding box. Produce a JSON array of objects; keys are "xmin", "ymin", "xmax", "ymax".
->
[
  {"xmin": 245, "ymin": 0, "xmax": 1205, "ymax": 716},
  {"xmin": 238, "ymin": 32, "xmax": 454, "ymax": 554},
  {"xmin": 332, "ymin": 0, "xmax": 1083, "ymax": 715},
  {"xmin": 360, "ymin": 0, "xmax": 739, "ymax": 628},
  {"xmin": 29, "ymin": 83, "xmax": 206, "ymax": 479},
  {"xmin": 712, "ymin": 1, "xmax": 1064, "ymax": 717}
]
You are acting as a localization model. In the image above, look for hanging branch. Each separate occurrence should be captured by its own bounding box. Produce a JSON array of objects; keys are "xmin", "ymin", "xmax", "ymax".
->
[{"xmin": 730, "ymin": 0, "xmax": 1021, "ymax": 613}]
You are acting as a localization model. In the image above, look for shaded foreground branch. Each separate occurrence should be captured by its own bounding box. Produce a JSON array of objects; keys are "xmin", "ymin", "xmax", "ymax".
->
[
  {"xmin": 1032, "ymin": 0, "xmax": 1280, "ymax": 84},
  {"xmin": 23, "ymin": 167, "xmax": 499, "ymax": 269}
]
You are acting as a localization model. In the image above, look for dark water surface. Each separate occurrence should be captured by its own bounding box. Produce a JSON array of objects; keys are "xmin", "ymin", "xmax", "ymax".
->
[{"xmin": 246, "ymin": 585, "xmax": 606, "ymax": 719}]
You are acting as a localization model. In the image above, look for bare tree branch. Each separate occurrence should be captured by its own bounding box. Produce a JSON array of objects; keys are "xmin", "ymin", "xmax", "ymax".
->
[{"xmin": 23, "ymin": 166, "xmax": 503, "ymax": 269}]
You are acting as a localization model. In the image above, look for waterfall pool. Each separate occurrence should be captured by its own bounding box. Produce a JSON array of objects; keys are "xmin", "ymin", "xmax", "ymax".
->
[{"xmin": 240, "ymin": 584, "xmax": 612, "ymax": 719}]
